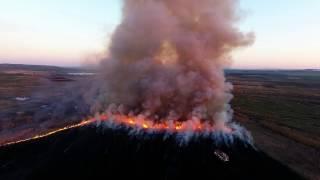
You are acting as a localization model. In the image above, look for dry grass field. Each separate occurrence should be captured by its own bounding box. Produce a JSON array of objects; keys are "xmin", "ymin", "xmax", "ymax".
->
[
  {"xmin": 229, "ymin": 70, "xmax": 320, "ymax": 180},
  {"xmin": 0, "ymin": 65, "xmax": 319, "ymax": 179}
]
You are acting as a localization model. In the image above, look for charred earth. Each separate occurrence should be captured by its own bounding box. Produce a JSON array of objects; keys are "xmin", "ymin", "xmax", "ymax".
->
[{"xmin": 0, "ymin": 125, "xmax": 303, "ymax": 180}]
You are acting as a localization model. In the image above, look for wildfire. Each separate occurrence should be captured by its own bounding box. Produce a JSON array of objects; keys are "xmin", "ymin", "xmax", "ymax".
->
[
  {"xmin": 0, "ymin": 113, "xmax": 233, "ymax": 147},
  {"xmin": 96, "ymin": 113, "xmax": 233, "ymax": 134}
]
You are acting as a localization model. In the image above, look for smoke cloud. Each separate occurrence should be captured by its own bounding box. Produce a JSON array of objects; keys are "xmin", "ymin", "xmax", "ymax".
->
[
  {"xmin": 92, "ymin": 0, "xmax": 254, "ymax": 129},
  {"xmin": 0, "ymin": 0, "xmax": 255, "ymax": 146}
]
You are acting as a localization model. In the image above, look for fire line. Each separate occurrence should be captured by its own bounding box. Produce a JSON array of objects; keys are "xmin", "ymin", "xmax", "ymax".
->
[{"xmin": 1, "ymin": 113, "xmax": 233, "ymax": 147}]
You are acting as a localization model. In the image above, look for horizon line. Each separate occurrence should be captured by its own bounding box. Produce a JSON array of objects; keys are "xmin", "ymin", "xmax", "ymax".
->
[{"xmin": 1, "ymin": 63, "xmax": 319, "ymax": 71}]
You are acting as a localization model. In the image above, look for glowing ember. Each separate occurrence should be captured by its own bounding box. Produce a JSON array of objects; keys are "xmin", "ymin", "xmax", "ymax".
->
[
  {"xmin": 142, "ymin": 123, "xmax": 149, "ymax": 129},
  {"xmin": 128, "ymin": 119, "xmax": 135, "ymax": 125}
]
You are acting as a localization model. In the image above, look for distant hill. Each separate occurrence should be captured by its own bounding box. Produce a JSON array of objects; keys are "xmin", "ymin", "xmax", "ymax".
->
[
  {"xmin": 225, "ymin": 69, "xmax": 320, "ymax": 77},
  {"xmin": 0, "ymin": 64, "xmax": 89, "ymax": 73}
]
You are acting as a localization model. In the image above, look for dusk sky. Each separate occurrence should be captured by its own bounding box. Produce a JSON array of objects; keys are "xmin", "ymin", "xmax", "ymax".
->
[{"xmin": 0, "ymin": 0, "xmax": 319, "ymax": 69}]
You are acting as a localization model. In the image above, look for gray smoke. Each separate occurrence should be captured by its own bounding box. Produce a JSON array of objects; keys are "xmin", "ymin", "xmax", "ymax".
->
[{"xmin": 92, "ymin": 0, "xmax": 254, "ymax": 128}]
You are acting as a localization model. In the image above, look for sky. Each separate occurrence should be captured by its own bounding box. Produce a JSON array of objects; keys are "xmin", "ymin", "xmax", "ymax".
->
[{"xmin": 0, "ymin": 0, "xmax": 319, "ymax": 69}]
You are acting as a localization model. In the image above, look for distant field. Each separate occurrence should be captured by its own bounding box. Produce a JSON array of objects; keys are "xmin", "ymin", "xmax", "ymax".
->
[
  {"xmin": 0, "ymin": 64, "xmax": 319, "ymax": 179},
  {"xmin": 0, "ymin": 64, "xmax": 83, "ymax": 73},
  {"xmin": 0, "ymin": 65, "xmax": 92, "ymax": 146},
  {"xmin": 229, "ymin": 71, "xmax": 320, "ymax": 145},
  {"xmin": 228, "ymin": 70, "xmax": 320, "ymax": 180},
  {"xmin": 0, "ymin": 73, "xmax": 40, "ymax": 110}
]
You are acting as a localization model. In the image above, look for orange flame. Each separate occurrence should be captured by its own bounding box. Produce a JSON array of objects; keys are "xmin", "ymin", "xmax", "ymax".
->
[{"xmin": 97, "ymin": 113, "xmax": 232, "ymax": 133}]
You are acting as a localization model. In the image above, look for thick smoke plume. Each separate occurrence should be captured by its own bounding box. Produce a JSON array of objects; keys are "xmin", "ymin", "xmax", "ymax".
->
[
  {"xmin": 92, "ymin": 0, "xmax": 254, "ymax": 133},
  {"xmin": 0, "ymin": 0, "xmax": 255, "ymax": 146}
]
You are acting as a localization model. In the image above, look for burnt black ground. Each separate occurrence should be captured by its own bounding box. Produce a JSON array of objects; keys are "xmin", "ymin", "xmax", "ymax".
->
[{"xmin": 0, "ymin": 125, "xmax": 304, "ymax": 180}]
